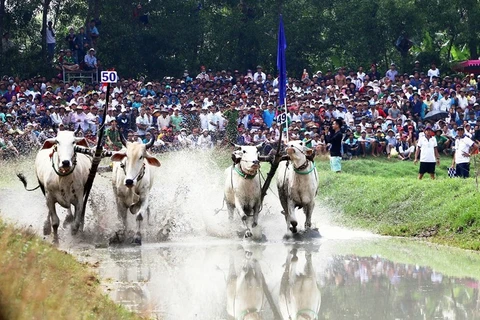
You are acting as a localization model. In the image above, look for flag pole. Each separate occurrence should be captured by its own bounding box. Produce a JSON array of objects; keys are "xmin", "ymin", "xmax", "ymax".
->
[
  {"xmin": 260, "ymin": 14, "xmax": 288, "ymax": 202},
  {"xmin": 284, "ymin": 97, "xmax": 288, "ymax": 142}
]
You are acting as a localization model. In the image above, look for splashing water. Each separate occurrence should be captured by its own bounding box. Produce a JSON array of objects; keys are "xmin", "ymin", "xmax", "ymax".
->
[{"xmin": 0, "ymin": 150, "xmax": 376, "ymax": 249}]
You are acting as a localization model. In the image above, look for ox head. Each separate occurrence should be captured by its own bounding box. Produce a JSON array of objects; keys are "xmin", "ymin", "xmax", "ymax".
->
[
  {"xmin": 285, "ymin": 140, "xmax": 314, "ymax": 162},
  {"xmin": 111, "ymin": 139, "xmax": 160, "ymax": 188},
  {"xmin": 231, "ymin": 143, "xmax": 263, "ymax": 175},
  {"xmin": 41, "ymin": 131, "xmax": 89, "ymax": 173}
]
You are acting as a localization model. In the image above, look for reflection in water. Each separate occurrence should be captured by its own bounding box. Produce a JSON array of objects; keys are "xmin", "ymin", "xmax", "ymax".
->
[
  {"xmin": 108, "ymin": 249, "xmax": 152, "ymax": 316},
  {"xmin": 87, "ymin": 241, "xmax": 480, "ymax": 320},
  {"xmin": 227, "ymin": 249, "xmax": 265, "ymax": 320},
  {"xmin": 279, "ymin": 247, "xmax": 321, "ymax": 320},
  {"xmin": 321, "ymin": 254, "xmax": 479, "ymax": 320}
]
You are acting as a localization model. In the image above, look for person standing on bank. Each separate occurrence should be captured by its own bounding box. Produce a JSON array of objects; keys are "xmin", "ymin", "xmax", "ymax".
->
[
  {"xmin": 414, "ymin": 127, "xmax": 440, "ymax": 179},
  {"xmin": 326, "ymin": 118, "xmax": 344, "ymax": 173},
  {"xmin": 451, "ymin": 126, "xmax": 478, "ymax": 178}
]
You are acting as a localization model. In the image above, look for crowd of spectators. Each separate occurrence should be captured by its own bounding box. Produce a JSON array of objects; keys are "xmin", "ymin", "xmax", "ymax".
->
[
  {"xmin": 48, "ymin": 20, "xmax": 100, "ymax": 73},
  {"xmin": 1, "ymin": 62, "xmax": 480, "ymax": 166}
]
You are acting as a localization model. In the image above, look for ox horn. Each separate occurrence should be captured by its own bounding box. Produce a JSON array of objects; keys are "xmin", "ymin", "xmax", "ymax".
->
[
  {"xmin": 229, "ymin": 141, "xmax": 241, "ymax": 149},
  {"xmin": 74, "ymin": 126, "xmax": 81, "ymax": 136},
  {"xmin": 255, "ymin": 141, "xmax": 265, "ymax": 150},
  {"xmin": 145, "ymin": 138, "xmax": 155, "ymax": 149},
  {"xmin": 120, "ymin": 132, "xmax": 128, "ymax": 147}
]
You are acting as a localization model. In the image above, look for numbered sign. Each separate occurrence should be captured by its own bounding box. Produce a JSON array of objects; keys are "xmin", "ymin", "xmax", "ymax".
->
[
  {"xmin": 100, "ymin": 71, "xmax": 118, "ymax": 83},
  {"xmin": 277, "ymin": 112, "xmax": 287, "ymax": 124}
]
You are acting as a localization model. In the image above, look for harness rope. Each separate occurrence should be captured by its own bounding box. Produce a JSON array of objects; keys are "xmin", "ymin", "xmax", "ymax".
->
[
  {"xmin": 120, "ymin": 162, "xmax": 146, "ymax": 182},
  {"xmin": 50, "ymin": 145, "xmax": 77, "ymax": 177}
]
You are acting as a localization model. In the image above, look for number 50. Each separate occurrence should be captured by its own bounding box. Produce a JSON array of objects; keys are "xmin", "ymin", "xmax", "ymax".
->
[{"xmin": 101, "ymin": 71, "xmax": 118, "ymax": 83}]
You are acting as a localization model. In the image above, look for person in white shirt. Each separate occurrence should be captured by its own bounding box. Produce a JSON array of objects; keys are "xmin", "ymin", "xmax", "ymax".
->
[
  {"xmin": 451, "ymin": 126, "xmax": 477, "ymax": 178},
  {"xmin": 414, "ymin": 127, "xmax": 440, "ymax": 179},
  {"xmin": 357, "ymin": 66, "xmax": 366, "ymax": 81},
  {"xmin": 49, "ymin": 106, "xmax": 62, "ymax": 127},
  {"xmin": 438, "ymin": 94, "xmax": 451, "ymax": 112},
  {"xmin": 207, "ymin": 106, "xmax": 218, "ymax": 132},
  {"xmin": 157, "ymin": 109, "xmax": 171, "ymax": 130},
  {"xmin": 70, "ymin": 80, "xmax": 83, "ymax": 94},
  {"xmin": 253, "ymin": 65, "xmax": 266, "ymax": 83},
  {"xmin": 427, "ymin": 63, "xmax": 440, "ymax": 82},
  {"xmin": 104, "ymin": 108, "xmax": 116, "ymax": 129},
  {"xmin": 46, "ymin": 21, "xmax": 56, "ymax": 61},
  {"xmin": 430, "ymin": 95, "xmax": 441, "ymax": 111},
  {"xmin": 70, "ymin": 105, "xmax": 88, "ymax": 132},
  {"xmin": 136, "ymin": 107, "xmax": 152, "ymax": 138},
  {"xmin": 457, "ymin": 91, "xmax": 469, "ymax": 111},
  {"xmin": 197, "ymin": 129, "xmax": 213, "ymax": 149},
  {"xmin": 85, "ymin": 106, "xmax": 99, "ymax": 135},
  {"xmin": 199, "ymin": 108, "xmax": 209, "ymax": 131}
]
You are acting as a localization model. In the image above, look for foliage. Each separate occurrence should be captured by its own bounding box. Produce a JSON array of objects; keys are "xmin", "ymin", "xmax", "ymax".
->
[{"xmin": 2, "ymin": 0, "xmax": 480, "ymax": 78}]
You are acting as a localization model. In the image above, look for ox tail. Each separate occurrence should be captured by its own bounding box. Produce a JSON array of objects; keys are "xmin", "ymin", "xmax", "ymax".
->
[{"xmin": 16, "ymin": 173, "xmax": 41, "ymax": 191}]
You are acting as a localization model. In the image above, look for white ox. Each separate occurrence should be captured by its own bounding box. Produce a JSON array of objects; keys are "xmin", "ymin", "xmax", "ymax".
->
[
  {"xmin": 279, "ymin": 249, "xmax": 322, "ymax": 320},
  {"xmin": 111, "ymin": 137, "xmax": 160, "ymax": 245},
  {"xmin": 276, "ymin": 140, "xmax": 318, "ymax": 233},
  {"xmin": 19, "ymin": 131, "xmax": 91, "ymax": 242},
  {"xmin": 224, "ymin": 144, "xmax": 263, "ymax": 238}
]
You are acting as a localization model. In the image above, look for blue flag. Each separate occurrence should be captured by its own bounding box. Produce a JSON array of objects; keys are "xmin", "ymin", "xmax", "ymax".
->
[{"xmin": 277, "ymin": 15, "xmax": 287, "ymax": 106}]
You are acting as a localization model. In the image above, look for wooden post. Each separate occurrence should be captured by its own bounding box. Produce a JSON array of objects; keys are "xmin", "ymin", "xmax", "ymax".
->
[
  {"xmin": 260, "ymin": 120, "xmax": 287, "ymax": 202},
  {"xmin": 80, "ymin": 83, "xmax": 110, "ymax": 221}
]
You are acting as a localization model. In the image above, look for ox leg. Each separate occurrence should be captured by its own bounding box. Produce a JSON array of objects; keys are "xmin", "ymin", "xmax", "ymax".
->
[
  {"xmin": 252, "ymin": 202, "xmax": 261, "ymax": 229},
  {"xmin": 304, "ymin": 202, "xmax": 314, "ymax": 230},
  {"xmin": 71, "ymin": 198, "xmax": 85, "ymax": 235},
  {"xmin": 278, "ymin": 191, "xmax": 293, "ymax": 233},
  {"xmin": 43, "ymin": 196, "xmax": 52, "ymax": 236},
  {"xmin": 47, "ymin": 199, "xmax": 60, "ymax": 243},
  {"xmin": 116, "ymin": 199, "xmax": 129, "ymax": 231},
  {"xmin": 63, "ymin": 207, "xmax": 74, "ymax": 228},
  {"xmin": 235, "ymin": 198, "xmax": 252, "ymax": 238},
  {"xmin": 287, "ymin": 201, "xmax": 298, "ymax": 233},
  {"xmin": 131, "ymin": 195, "xmax": 150, "ymax": 245},
  {"xmin": 146, "ymin": 206, "xmax": 153, "ymax": 226},
  {"xmin": 226, "ymin": 202, "xmax": 235, "ymax": 221}
]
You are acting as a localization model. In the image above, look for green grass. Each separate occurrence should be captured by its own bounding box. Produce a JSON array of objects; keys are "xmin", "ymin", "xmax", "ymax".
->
[
  {"xmin": 0, "ymin": 219, "xmax": 143, "ymax": 320},
  {"xmin": 316, "ymin": 155, "xmax": 480, "ymax": 250}
]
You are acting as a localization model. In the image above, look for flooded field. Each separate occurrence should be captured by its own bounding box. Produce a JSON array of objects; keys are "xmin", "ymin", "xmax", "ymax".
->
[{"xmin": 1, "ymin": 151, "xmax": 479, "ymax": 319}]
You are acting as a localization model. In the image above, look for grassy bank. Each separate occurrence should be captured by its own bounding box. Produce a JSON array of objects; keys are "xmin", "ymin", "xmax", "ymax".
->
[
  {"xmin": 316, "ymin": 156, "xmax": 480, "ymax": 250},
  {"xmin": 0, "ymin": 219, "xmax": 142, "ymax": 320}
]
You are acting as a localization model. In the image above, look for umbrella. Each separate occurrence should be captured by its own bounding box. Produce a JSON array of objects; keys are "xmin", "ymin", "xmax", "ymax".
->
[
  {"xmin": 451, "ymin": 60, "xmax": 480, "ymax": 74},
  {"xmin": 424, "ymin": 110, "xmax": 449, "ymax": 122}
]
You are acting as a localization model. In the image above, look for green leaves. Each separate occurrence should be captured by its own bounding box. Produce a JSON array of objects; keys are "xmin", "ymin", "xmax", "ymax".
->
[{"xmin": 3, "ymin": 0, "xmax": 480, "ymax": 78}]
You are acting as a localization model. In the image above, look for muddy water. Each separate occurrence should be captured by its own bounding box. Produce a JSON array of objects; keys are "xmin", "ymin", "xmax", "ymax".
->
[
  {"xmin": 1, "ymin": 151, "xmax": 480, "ymax": 319},
  {"xmin": 77, "ymin": 239, "xmax": 480, "ymax": 320}
]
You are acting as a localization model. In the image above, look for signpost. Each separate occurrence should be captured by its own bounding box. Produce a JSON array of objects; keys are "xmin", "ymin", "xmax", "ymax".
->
[{"xmin": 78, "ymin": 71, "xmax": 117, "ymax": 231}]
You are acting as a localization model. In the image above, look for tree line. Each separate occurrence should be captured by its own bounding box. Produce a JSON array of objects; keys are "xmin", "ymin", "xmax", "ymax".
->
[{"xmin": 1, "ymin": 0, "xmax": 479, "ymax": 79}]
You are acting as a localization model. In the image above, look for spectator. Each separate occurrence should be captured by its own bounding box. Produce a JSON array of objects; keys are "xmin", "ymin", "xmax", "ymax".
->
[
  {"xmin": 197, "ymin": 129, "xmax": 213, "ymax": 149},
  {"xmin": 385, "ymin": 63, "xmax": 398, "ymax": 82},
  {"xmin": 88, "ymin": 19, "xmax": 99, "ymax": 47},
  {"xmin": 326, "ymin": 118, "xmax": 343, "ymax": 173},
  {"xmin": 62, "ymin": 49, "xmax": 80, "ymax": 71},
  {"xmin": 451, "ymin": 126, "xmax": 478, "ymax": 178},
  {"xmin": 427, "ymin": 63, "xmax": 440, "ymax": 82},
  {"xmin": 46, "ymin": 21, "xmax": 56, "ymax": 62},
  {"xmin": 75, "ymin": 26, "xmax": 90, "ymax": 64},
  {"xmin": 414, "ymin": 127, "xmax": 440, "ymax": 180},
  {"xmin": 84, "ymin": 48, "xmax": 98, "ymax": 70}
]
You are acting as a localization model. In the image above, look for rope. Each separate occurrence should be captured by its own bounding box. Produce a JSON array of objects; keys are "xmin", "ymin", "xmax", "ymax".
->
[{"xmin": 50, "ymin": 147, "xmax": 77, "ymax": 177}]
